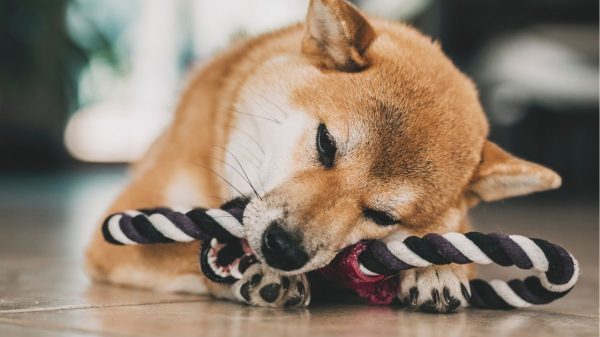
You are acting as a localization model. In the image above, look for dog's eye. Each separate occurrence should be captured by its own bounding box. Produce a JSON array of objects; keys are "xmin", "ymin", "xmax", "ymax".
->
[
  {"xmin": 363, "ymin": 208, "xmax": 399, "ymax": 226},
  {"xmin": 316, "ymin": 123, "xmax": 337, "ymax": 168}
]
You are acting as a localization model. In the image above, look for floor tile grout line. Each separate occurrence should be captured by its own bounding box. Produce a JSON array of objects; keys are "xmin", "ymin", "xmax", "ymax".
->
[{"xmin": 0, "ymin": 298, "xmax": 208, "ymax": 315}]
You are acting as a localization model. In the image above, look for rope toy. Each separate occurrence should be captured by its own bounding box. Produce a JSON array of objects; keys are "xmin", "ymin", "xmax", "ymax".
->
[{"xmin": 101, "ymin": 198, "xmax": 579, "ymax": 309}]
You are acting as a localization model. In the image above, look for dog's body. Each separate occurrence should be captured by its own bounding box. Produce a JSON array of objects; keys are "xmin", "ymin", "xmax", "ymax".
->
[{"xmin": 86, "ymin": 0, "xmax": 560, "ymax": 312}]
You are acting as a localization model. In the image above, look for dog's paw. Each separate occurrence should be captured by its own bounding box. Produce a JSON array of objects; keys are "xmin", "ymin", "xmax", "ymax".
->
[
  {"xmin": 231, "ymin": 263, "xmax": 310, "ymax": 308},
  {"xmin": 398, "ymin": 265, "xmax": 471, "ymax": 313}
]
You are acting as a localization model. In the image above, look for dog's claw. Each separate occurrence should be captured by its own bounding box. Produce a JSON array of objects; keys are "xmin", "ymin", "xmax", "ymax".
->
[
  {"xmin": 431, "ymin": 288, "xmax": 440, "ymax": 304},
  {"xmin": 408, "ymin": 287, "xmax": 419, "ymax": 306},
  {"xmin": 419, "ymin": 300, "xmax": 439, "ymax": 313},
  {"xmin": 398, "ymin": 265, "xmax": 470, "ymax": 313},
  {"xmin": 460, "ymin": 283, "xmax": 472, "ymax": 303}
]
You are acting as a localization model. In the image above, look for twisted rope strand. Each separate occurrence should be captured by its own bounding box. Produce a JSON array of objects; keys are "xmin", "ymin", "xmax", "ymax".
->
[
  {"xmin": 358, "ymin": 232, "xmax": 579, "ymax": 309},
  {"xmin": 102, "ymin": 207, "xmax": 244, "ymax": 245}
]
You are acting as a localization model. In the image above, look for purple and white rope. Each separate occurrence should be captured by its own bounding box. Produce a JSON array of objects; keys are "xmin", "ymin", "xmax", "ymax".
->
[
  {"xmin": 357, "ymin": 231, "xmax": 579, "ymax": 309},
  {"xmin": 102, "ymin": 203, "xmax": 579, "ymax": 309}
]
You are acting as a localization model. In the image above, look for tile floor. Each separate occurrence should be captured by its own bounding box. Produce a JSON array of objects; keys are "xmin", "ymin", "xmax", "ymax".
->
[{"xmin": 0, "ymin": 167, "xmax": 598, "ymax": 336}]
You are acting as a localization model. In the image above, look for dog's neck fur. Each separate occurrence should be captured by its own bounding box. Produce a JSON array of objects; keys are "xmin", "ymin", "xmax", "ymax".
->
[{"xmin": 223, "ymin": 83, "xmax": 310, "ymax": 199}]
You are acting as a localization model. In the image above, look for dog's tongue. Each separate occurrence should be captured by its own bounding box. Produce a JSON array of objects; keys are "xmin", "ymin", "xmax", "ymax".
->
[{"xmin": 318, "ymin": 241, "xmax": 398, "ymax": 305}]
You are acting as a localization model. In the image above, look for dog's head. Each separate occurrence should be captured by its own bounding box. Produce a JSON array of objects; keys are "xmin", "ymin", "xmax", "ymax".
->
[{"xmin": 233, "ymin": 0, "xmax": 560, "ymax": 274}]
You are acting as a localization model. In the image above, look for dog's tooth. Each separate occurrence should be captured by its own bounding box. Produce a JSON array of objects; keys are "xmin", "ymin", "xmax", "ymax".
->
[
  {"xmin": 229, "ymin": 260, "xmax": 242, "ymax": 279},
  {"xmin": 208, "ymin": 256, "xmax": 219, "ymax": 272},
  {"xmin": 216, "ymin": 267, "xmax": 228, "ymax": 277},
  {"xmin": 210, "ymin": 238, "xmax": 226, "ymax": 251},
  {"xmin": 358, "ymin": 263, "xmax": 380, "ymax": 277},
  {"xmin": 230, "ymin": 269, "xmax": 242, "ymax": 280}
]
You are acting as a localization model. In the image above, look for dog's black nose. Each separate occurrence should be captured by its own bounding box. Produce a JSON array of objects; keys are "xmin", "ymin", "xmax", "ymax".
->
[{"xmin": 261, "ymin": 222, "xmax": 309, "ymax": 271}]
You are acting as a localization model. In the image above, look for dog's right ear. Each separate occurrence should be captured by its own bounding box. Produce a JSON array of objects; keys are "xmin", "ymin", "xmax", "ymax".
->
[
  {"xmin": 302, "ymin": 0, "xmax": 376, "ymax": 72},
  {"xmin": 468, "ymin": 141, "xmax": 562, "ymax": 202}
]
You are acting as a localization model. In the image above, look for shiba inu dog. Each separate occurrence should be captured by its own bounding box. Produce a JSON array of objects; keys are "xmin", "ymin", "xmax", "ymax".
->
[{"xmin": 86, "ymin": 0, "xmax": 560, "ymax": 312}]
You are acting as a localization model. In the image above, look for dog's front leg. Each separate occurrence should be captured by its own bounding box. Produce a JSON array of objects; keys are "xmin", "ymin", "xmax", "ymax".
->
[
  {"xmin": 398, "ymin": 264, "xmax": 471, "ymax": 313},
  {"xmin": 393, "ymin": 216, "xmax": 474, "ymax": 313}
]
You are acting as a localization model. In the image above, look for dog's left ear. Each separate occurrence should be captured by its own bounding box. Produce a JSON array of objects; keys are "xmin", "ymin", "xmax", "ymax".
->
[
  {"xmin": 469, "ymin": 141, "xmax": 561, "ymax": 201},
  {"xmin": 302, "ymin": 0, "xmax": 376, "ymax": 72}
]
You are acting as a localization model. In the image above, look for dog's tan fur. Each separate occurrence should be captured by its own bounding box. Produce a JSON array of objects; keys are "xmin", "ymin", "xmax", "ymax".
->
[{"xmin": 86, "ymin": 0, "xmax": 560, "ymax": 310}]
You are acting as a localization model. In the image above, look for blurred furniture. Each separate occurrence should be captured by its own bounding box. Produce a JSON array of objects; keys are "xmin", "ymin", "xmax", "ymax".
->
[
  {"xmin": 437, "ymin": 0, "xmax": 599, "ymax": 197},
  {"xmin": 0, "ymin": 0, "xmax": 84, "ymax": 169}
]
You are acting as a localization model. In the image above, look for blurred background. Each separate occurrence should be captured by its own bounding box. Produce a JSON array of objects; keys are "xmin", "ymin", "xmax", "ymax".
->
[{"xmin": 0, "ymin": 0, "xmax": 597, "ymax": 257}]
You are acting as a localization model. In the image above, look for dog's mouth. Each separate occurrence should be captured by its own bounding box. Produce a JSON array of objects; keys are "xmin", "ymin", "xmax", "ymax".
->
[
  {"xmin": 200, "ymin": 238, "xmax": 257, "ymax": 284},
  {"xmin": 200, "ymin": 196, "xmax": 327, "ymax": 281}
]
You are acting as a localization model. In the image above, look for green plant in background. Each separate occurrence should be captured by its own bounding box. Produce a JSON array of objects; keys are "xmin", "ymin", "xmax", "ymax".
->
[{"xmin": 65, "ymin": 0, "xmax": 136, "ymax": 108}]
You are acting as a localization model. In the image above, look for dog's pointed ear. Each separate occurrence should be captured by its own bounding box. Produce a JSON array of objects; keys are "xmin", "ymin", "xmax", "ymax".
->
[
  {"xmin": 469, "ymin": 141, "xmax": 561, "ymax": 201},
  {"xmin": 302, "ymin": 0, "xmax": 376, "ymax": 72}
]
